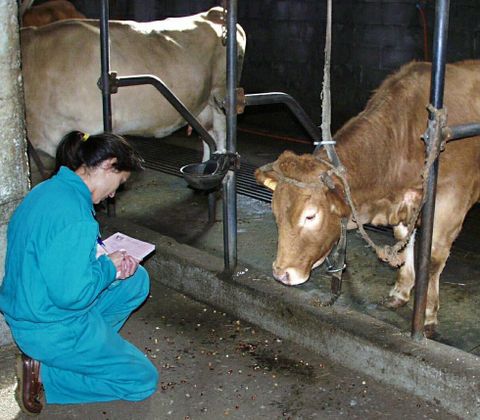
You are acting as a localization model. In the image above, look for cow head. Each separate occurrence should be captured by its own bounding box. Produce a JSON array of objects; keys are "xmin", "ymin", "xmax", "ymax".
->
[{"xmin": 255, "ymin": 151, "xmax": 350, "ymax": 286}]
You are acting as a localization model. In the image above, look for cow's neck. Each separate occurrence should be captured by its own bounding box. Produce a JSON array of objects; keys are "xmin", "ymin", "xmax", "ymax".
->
[{"xmin": 320, "ymin": 111, "xmax": 424, "ymax": 226}]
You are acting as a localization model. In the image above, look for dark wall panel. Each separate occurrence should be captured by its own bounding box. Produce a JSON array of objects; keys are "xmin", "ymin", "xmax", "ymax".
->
[{"xmin": 70, "ymin": 0, "xmax": 480, "ymax": 133}]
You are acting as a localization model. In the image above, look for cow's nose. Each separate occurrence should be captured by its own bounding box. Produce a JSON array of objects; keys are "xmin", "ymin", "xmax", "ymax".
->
[{"xmin": 273, "ymin": 263, "xmax": 309, "ymax": 286}]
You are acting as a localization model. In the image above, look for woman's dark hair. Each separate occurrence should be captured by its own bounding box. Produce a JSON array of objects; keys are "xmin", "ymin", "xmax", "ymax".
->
[{"xmin": 54, "ymin": 131, "xmax": 144, "ymax": 174}]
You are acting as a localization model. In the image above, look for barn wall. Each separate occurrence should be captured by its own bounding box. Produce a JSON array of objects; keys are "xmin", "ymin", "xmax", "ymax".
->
[
  {"xmin": 0, "ymin": 0, "xmax": 30, "ymax": 346},
  {"xmin": 71, "ymin": 0, "xmax": 480, "ymax": 132}
]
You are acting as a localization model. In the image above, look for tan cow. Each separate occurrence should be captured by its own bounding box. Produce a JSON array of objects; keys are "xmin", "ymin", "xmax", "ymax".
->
[
  {"xmin": 20, "ymin": 7, "xmax": 246, "ymax": 158},
  {"xmin": 21, "ymin": 0, "xmax": 86, "ymax": 27},
  {"xmin": 256, "ymin": 60, "xmax": 480, "ymax": 334}
]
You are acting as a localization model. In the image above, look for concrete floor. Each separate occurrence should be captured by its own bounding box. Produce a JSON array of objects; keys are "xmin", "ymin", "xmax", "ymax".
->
[{"xmin": 0, "ymin": 275, "xmax": 455, "ymax": 419}]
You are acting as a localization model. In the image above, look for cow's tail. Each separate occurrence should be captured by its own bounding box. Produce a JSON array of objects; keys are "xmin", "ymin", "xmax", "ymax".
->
[{"xmin": 236, "ymin": 24, "xmax": 247, "ymax": 83}]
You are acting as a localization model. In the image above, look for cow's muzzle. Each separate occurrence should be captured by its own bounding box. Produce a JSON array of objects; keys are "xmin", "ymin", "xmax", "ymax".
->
[{"xmin": 272, "ymin": 263, "xmax": 309, "ymax": 286}]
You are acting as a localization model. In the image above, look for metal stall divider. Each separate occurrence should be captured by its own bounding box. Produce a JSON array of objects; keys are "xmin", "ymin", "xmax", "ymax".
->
[
  {"xmin": 223, "ymin": 0, "xmax": 239, "ymax": 273},
  {"xmin": 412, "ymin": 0, "xmax": 480, "ymax": 340},
  {"xmin": 98, "ymin": 0, "xmax": 240, "ymax": 273},
  {"xmin": 99, "ymin": 0, "xmax": 115, "ymax": 216}
]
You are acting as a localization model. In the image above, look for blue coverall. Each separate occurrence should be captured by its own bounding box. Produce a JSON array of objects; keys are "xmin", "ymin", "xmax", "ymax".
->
[{"xmin": 0, "ymin": 167, "xmax": 158, "ymax": 404}]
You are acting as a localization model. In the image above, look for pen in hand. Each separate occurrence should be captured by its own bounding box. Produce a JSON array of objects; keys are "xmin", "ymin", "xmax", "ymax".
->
[
  {"xmin": 97, "ymin": 237, "xmax": 109, "ymax": 254},
  {"xmin": 97, "ymin": 236, "xmax": 139, "ymax": 279}
]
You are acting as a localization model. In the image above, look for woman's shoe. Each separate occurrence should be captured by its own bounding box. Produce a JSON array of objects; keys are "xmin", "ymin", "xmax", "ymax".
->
[{"xmin": 15, "ymin": 353, "xmax": 44, "ymax": 416}]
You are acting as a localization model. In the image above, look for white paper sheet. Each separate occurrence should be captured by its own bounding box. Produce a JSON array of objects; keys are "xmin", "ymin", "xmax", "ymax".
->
[{"xmin": 96, "ymin": 232, "xmax": 155, "ymax": 261}]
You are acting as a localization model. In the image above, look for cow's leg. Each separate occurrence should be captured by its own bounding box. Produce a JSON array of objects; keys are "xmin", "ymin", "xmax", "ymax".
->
[
  {"xmin": 420, "ymin": 237, "xmax": 453, "ymax": 338},
  {"xmin": 195, "ymin": 104, "xmax": 213, "ymax": 161},
  {"xmin": 423, "ymin": 186, "xmax": 475, "ymax": 336},
  {"xmin": 384, "ymin": 224, "xmax": 416, "ymax": 308},
  {"xmin": 424, "ymin": 207, "xmax": 464, "ymax": 327},
  {"xmin": 194, "ymin": 95, "xmax": 226, "ymax": 224},
  {"xmin": 196, "ymin": 93, "xmax": 226, "ymax": 162},
  {"xmin": 210, "ymin": 94, "xmax": 226, "ymax": 154}
]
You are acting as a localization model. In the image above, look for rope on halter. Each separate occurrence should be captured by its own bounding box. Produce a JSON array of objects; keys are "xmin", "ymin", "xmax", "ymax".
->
[
  {"xmin": 320, "ymin": 0, "xmax": 333, "ymax": 149},
  {"xmin": 315, "ymin": 0, "xmax": 343, "ymax": 169},
  {"xmin": 314, "ymin": 0, "xmax": 446, "ymax": 268},
  {"xmin": 312, "ymin": 122, "xmax": 444, "ymax": 268}
]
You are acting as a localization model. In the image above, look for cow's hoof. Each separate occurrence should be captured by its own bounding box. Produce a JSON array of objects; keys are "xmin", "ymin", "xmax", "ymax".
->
[
  {"xmin": 424, "ymin": 324, "xmax": 437, "ymax": 339},
  {"xmin": 382, "ymin": 296, "xmax": 408, "ymax": 309}
]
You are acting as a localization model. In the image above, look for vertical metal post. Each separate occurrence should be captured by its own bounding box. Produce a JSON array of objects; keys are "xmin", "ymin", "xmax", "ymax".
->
[
  {"xmin": 222, "ymin": 0, "xmax": 238, "ymax": 272},
  {"xmin": 411, "ymin": 0, "xmax": 450, "ymax": 341},
  {"xmin": 99, "ymin": 0, "xmax": 115, "ymax": 216},
  {"xmin": 100, "ymin": 0, "xmax": 112, "ymax": 133}
]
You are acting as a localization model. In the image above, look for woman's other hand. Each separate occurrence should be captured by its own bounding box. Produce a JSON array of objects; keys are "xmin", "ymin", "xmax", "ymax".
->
[{"xmin": 108, "ymin": 251, "xmax": 139, "ymax": 279}]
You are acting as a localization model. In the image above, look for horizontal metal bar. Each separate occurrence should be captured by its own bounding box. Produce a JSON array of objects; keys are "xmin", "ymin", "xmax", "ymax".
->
[
  {"xmin": 244, "ymin": 93, "xmax": 322, "ymax": 142},
  {"xmin": 244, "ymin": 92, "xmax": 340, "ymax": 166},
  {"xmin": 444, "ymin": 123, "xmax": 480, "ymax": 141},
  {"xmin": 116, "ymin": 74, "xmax": 217, "ymax": 154}
]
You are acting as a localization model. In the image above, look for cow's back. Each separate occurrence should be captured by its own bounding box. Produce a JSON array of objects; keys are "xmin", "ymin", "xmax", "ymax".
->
[
  {"xmin": 22, "ymin": 0, "xmax": 86, "ymax": 28},
  {"xmin": 441, "ymin": 61, "xmax": 480, "ymax": 205},
  {"xmin": 21, "ymin": 20, "xmax": 102, "ymax": 155},
  {"xmin": 330, "ymin": 61, "xmax": 480, "ymax": 204}
]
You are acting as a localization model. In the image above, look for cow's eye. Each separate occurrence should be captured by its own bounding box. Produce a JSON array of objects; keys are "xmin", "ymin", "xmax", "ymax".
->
[{"xmin": 300, "ymin": 208, "xmax": 321, "ymax": 228}]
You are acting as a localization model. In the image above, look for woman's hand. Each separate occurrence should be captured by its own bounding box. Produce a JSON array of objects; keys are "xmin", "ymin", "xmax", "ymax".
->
[{"xmin": 108, "ymin": 251, "xmax": 139, "ymax": 279}]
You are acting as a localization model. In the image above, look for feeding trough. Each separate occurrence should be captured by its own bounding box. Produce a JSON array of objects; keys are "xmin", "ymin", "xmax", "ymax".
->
[{"xmin": 180, "ymin": 152, "xmax": 236, "ymax": 191}]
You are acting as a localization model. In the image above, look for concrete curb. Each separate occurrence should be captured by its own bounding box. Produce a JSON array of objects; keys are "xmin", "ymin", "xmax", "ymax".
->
[{"xmin": 99, "ymin": 214, "xmax": 480, "ymax": 419}]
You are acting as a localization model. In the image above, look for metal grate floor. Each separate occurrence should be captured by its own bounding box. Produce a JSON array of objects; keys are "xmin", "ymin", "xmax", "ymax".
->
[{"xmin": 128, "ymin": 137, "xmax": 273, "ymax": 203}]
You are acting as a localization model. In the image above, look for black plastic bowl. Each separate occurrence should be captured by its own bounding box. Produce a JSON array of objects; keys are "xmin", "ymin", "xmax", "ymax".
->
[{"xmin": 180, "ymin": 154, "xmax": 230, "ymax": 190}]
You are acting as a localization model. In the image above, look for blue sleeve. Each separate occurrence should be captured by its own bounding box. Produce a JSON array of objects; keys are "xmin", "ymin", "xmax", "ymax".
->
[{"xmin": 39, "ymin": 222, "xmax": 117, "ymax": 310}]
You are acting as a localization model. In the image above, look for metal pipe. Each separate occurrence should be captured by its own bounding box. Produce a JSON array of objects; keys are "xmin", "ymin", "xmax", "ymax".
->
[
  {"xmin": 115, "ymin": 75, "xmax": 217, "ymax": 154},
  {"xmin": 444, "ymin": 123, "xmax": 480, "ymax": 141},
  {"xmin": 245, "ymin": 93, "xmax": 321, "ymax": 140},
  {"xmin": 223, "ymin": 0, "xmax": 238, "ymax": 272},
  {"xmin": 99, "ymin": 0, "xmax": 115, "ymax": 216},
  {"xmin": 99, "ymin": 0, "xmax": 112, "ymax": 132},
  {"xmin": 411, "ymin": 0, "xmax": 450, "ymax": 341},
  {"xmin": 244, "ymin": 92, "xmax": 340, "ymax": 166}
]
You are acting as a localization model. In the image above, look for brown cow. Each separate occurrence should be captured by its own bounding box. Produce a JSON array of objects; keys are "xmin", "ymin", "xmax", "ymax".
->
[
  {"xmin": 21, "ymin": 0, "xmax": 86, "ymax": 27},
  {"xmin": 256, "ymin": 60, "xmax": 480, "ymax": 334}
]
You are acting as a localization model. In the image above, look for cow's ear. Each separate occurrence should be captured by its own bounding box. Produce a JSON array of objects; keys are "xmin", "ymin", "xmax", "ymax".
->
[
  {"xmin": 327, "ymin": 189, "xmax": 350, "ymax": 217},
  {"xmin": 322, "ymin": 172, "xmax": 349, "ymax": 217},
  {"xmin": 255, "ymin": 167, "xmax": 278, "ymax": 191}
]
